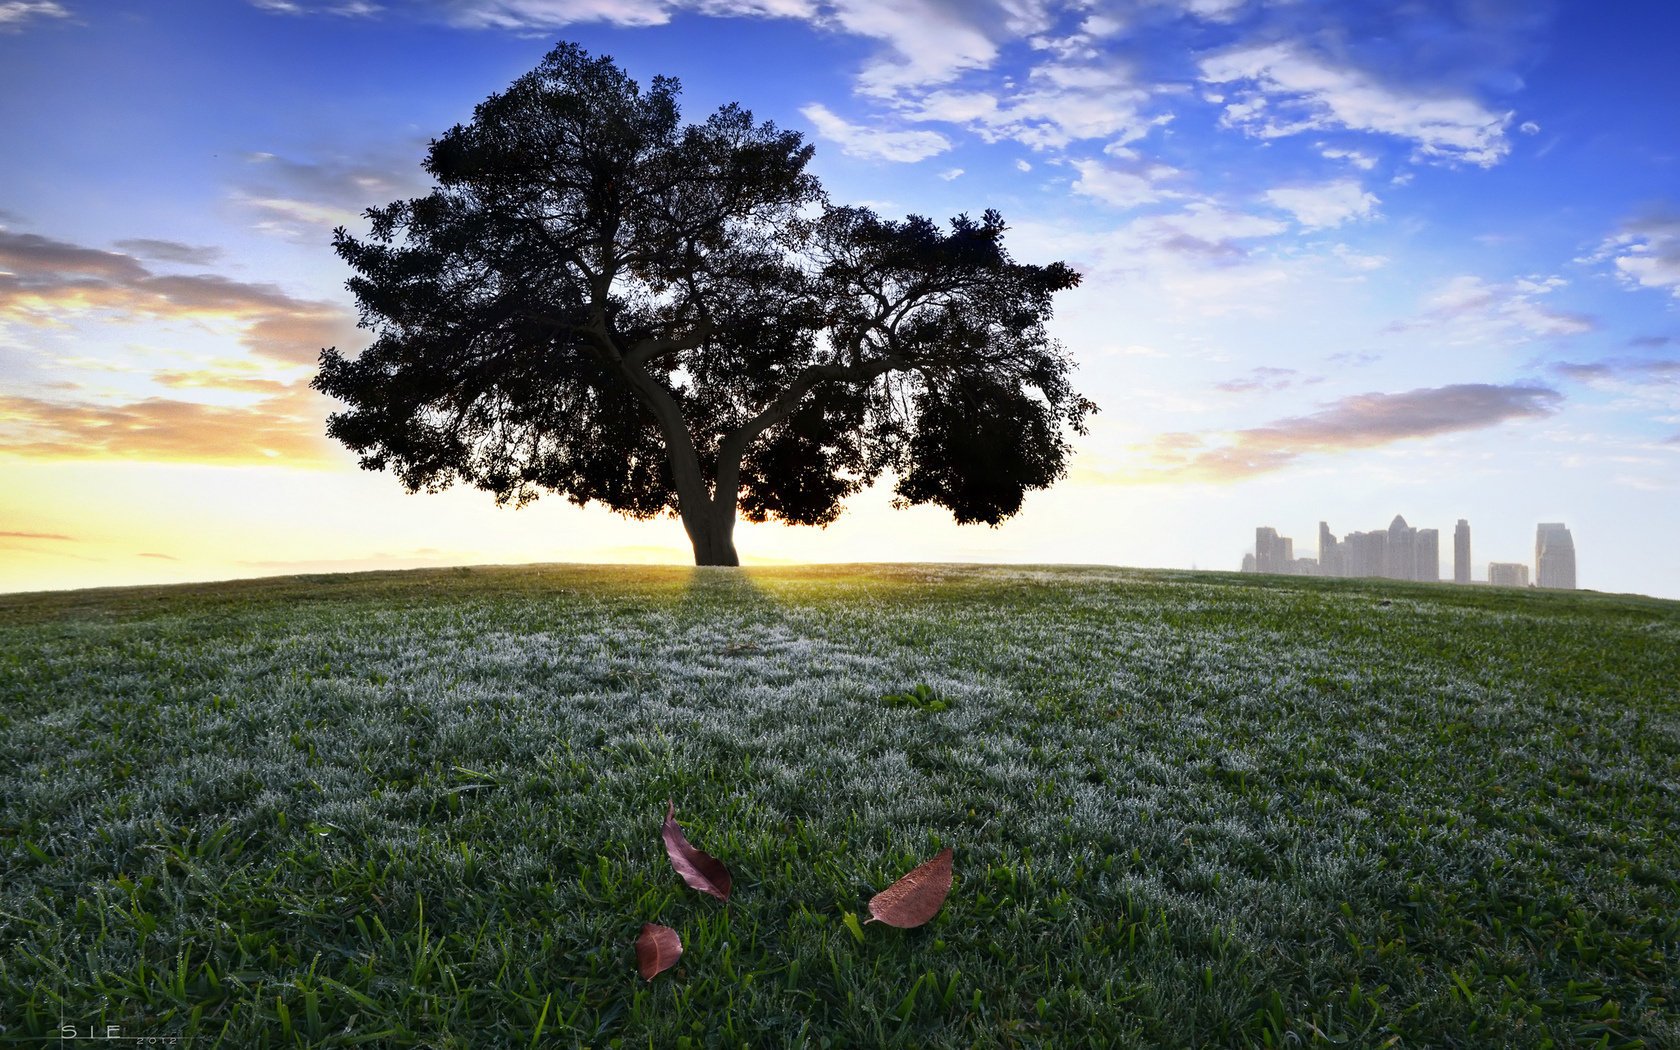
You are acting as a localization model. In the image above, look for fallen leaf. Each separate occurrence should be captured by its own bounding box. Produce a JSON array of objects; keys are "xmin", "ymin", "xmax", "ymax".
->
[
  {"xmin": 635, "ymin": 922, "xmax": 682, "ymax": 981},
  {"xmin": 661, "ymin": 799, "xmax": 733, "ymax": 902},
  {"xmin": 866, "ymin": 846, "xmax": 954, "ymax": 928}
]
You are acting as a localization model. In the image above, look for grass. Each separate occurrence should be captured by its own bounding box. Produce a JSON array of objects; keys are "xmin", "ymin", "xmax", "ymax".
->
[{"xmin": 1, "ymin": 562, "xmax": 1676, "ymax": 1047}]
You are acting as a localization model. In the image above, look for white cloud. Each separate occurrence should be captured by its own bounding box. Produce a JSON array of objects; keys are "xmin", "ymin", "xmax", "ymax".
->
[
  {"xmin": 903, "ymin": 60, "xmax": 1167, "ymax": 151},
  {"xmin": 252, "ymin": 0, "xmax": 381, "ymax": 14},
  {"xmin": 1071, "ymin": 158, "xmax": 1180, "ymax": 208},
  {"xmin": 1396, "ymin": 274, "xmax": 1595, "ymax": 342},
  {"xmin": 829, "ymin": 0, "xmax": 1017, "ymax": 97},
  {"xmin": 1199, "ymin": 41, "xmax": 1513, "ymax": 166},
  {"xmin": 1331, "ymin": 243, "xmax": 1387, "ymax": 272},
  {"xmin": 1176, "ymin": 0, "xmax": 1246, "ymax": 22},
  {"xmin": 1318, "ymin": 145, "xmax": 1377, "ymax": 170},
  {"xmin": 0, "ymin": 1, "xmax": 69, "ymax": 28},
  {"xmin": 799, "ymin": 102, "xmax": 951, "ymax": 162},
  {"xmin": 1015, "ymin": 158, "xmax": 1033, "ymax": 172},
  {"xmin": 1263, "ymin": 179, "xmax": 1379, "ymax": 229},
  {"xmin": 432, "ymin": 0, "xmax": 815, "ymax": 29},
  {"xmin": 938, "ymin": 167, "xmax": 964, "ymax": 181},
  {"xmin": 443, "ymin": 0, "xmax": 675, "ymax": 27},
  {"xmin": 1519, "ymin": 120, "xmax": 1540, "ymax": 135},
  {"xmin": 1591, "ymin": 211, "xmax": 1680, "ymax": 299}
]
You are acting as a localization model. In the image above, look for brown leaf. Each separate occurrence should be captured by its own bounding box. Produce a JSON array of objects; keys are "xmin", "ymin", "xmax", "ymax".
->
[
  {"xmin": 635, "ymin": 922, "xmax": 682, "ymax": 981},
  {"xmin": 866, "ymin": 846, "xmax": 954, "ymax": 928},
  {"xmin": 661, "ymin": 799, "xmax": 733, "ymax": 902}
]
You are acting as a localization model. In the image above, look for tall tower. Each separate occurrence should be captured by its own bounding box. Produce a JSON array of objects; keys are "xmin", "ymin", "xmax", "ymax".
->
[
  {"xmin": 1386, "ymin": 514, "xmax": 1415, "ymax": 580},
  {"xmin": 1256, "ymin": 527, "xmax": 1283, "ymax": 573},
  {"xmin": 1453, "ymin": 519, "xmax": 1471, "ymax": 584},
  {"xmin": 1318, "ymin": 521, "xmax": 1341, "ymax": 577},
  {"xmin": 1536, "ymin": 523, "xmax": 1577, "ymax": 589},
  {"xmin": 1415, "ymin": 529, "xmax": 1440, "ymax": 582}
]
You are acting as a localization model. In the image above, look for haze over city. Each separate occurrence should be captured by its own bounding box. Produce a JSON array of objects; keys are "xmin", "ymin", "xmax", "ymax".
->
[{"xmin": 2, "ymin": 1, "xmax": 1678, "ymax": 597}]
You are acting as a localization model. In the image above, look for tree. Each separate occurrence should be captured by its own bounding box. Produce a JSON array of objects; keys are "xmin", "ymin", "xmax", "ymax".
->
[{"xmin": 313, "ymin": 42, "xmax": 1095, "ymax": 566}]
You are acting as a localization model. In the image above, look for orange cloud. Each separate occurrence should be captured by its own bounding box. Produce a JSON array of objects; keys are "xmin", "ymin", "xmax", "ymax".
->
[
  {"xmin": 0, "ymin": 385, "xmax": 338, "ymax": 466},
  {"xmin": 1100, "ymin": 382, "xmax": 1562, "ymax": 484},
  {"xmin": 0, "ymin": 230, "xmax": 359, "ymax": 366}
]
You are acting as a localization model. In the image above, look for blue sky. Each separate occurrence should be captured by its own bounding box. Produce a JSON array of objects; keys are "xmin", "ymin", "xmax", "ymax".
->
[{"xmin": 2, "ymin": 0, "xmax": 1678, "ymax": 596}]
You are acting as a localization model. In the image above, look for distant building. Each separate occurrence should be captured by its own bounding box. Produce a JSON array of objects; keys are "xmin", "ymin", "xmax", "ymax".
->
[
  {"xmin": 1536, "ymin": 523, "xmax": 1577, "ymax": 589},
  {"xmin": 1415, "ymin": 528, "xmax": 1440, "ymax": 582},
  {"xmin": 1242, "ymin": 514, "xmax": 1570, "ymax": 589},
  {"xmin": 1386, "ymin": 515, "xmax": 1416, "ymax": 580},
  {"xmin": 1318, "ymin": 522, "xmax": 1342, "ymax": 577},
  {"xmin": 1489, "ymin": 562, "xmax": 1530, "ymax": 588},
  {"xmin": 1342, "ymin": 529, "xmax": 1386, "ymax": 578},
  {"xmin": 1255, "ymin": 527, "xmax": 1293, "ymax": 574}
]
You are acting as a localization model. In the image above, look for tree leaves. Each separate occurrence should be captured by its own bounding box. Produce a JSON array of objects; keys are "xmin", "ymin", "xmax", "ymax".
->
[
  {"xmin": 661, "ymin": 799, "xmax": 733, "ymax": 902},
  {"xmin": 866, "ymin": 847, "xmax": 955, "ymax": 928},
  {"xmin": 635, "ymin": 800, "xmax": 953, "ymax": 979},
  {"xmin": 635, "ymin": 923, "xmax": 682, "ymax": 981}
]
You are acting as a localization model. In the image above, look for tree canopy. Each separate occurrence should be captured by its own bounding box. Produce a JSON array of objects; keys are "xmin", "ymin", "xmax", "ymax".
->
[{"xmin": 313, "ymin": 42, "xmax": 1095, "ymax": 565}]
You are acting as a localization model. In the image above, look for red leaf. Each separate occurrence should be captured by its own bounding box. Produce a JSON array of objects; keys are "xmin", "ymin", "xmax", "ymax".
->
[
  {"xmin": 635, "ymin": 922, "xmax": 682, "ymax": 981},
  {"xmin": 661, "ymin": 799, "xmax": 733, "ymax": 902},
  {"xmin": 866, "ymin": 846, "xmax": 953, "ymax": 928}
]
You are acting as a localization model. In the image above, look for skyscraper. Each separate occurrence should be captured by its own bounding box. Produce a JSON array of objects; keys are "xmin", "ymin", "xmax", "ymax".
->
[
  {"xmin": 1256, "ymin": 527, "xmax": 1291, "ymax": 573},
  {"xmin": 1386, "ymin": 514, "xmax": 1416, "ymax": 580},
  {"xmin": 1318, "ymin": 522, "xmax": 1341, "ymax": 577},
  {"xmin": 1454, "ymin": 519, "xmax": 1471, "ymax": 583},
  {"xmin": 1415, "ymin": 528, "xmax": 1440, "ymax": 582},
  {"xmin": 1489, "ymin": 562, "xmax": 1530, "ymax": 587},
  {"xmin": 1536, "ymin": 523, "xmax": 1577, "ymax": 589}
]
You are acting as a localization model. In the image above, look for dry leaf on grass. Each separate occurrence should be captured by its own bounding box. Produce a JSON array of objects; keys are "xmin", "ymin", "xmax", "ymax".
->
[
  {"xmin": 635, "ymin": 922, "xmax": 682, "ymax": 981},
  {"xmin": 661, "ymin": 799, "xmax": 733, "ymax": 902},
  {"xmin": 866, "ymin": 846, "xmax": 954, "ymax": 928}
]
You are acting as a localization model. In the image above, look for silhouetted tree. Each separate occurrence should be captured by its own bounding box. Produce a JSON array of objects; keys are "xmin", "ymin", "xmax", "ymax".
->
[{"xmin": 313, "ymin": 42, "xmax": 1095, "ymax": 565}]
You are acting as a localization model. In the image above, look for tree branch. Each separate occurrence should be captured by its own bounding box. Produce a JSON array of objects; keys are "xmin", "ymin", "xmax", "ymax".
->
[{"xmin": 624, "ymin": 315, "xmax": 716, "ymax": 368}]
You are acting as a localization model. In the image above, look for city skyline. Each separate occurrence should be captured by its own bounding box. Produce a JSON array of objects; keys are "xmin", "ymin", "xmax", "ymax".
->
[{"xmin": 1243, "ymin": 516, "xmax": 1578, "ymax": 590}]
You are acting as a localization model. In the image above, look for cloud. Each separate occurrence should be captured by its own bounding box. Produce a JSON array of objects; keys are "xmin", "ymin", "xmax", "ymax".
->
[
  {"xmin": 938, "ymin": 167, "xmax": 964, "ymax": 181},
  {"xmin": 138, "ymin": 552, "xmax": 179, "ymax": 560},
  {"xmin": 1122, "ymin": 382, "xmax": 1562, "ymax": 482},
  {"xmin": 1127, "ymin": 200, "xmax": 1288, "ymax": 261},
  {"xmin": 1070, "ymin": 158, "xmax": 1181, "ymax": 208},
  {"xmin": 112, "ymin": 238, "xmax": 225, "ymax": 265},
  {"xmin": 1199, "ymin": 40, "xmax": 1513, "ymax": 166},
  {"xmin": 233, "ymin": 150, "xmax": 428, "ymax": 240},
  {"xmin": 902, "ymin": 60, "xmax": 1167, "ymax": 151},
  {"xmin": 829, "ymin": 0, "xmax": 1034, "ymax": 97},
  {"xmin": 0, "ymin": 1, "xmax": 69, "ymax": 30},
  {"xmin": 0, "ymin": 386, "xmax": 337, "ymax": 466},
  {"xmin": 428, "ymin": 0, "xmax": 814, "ymax": 30},
  {"xmin": 1392, "ymin": 274, "xmax": 1595, "ymax": 342},
  {"xmin": 799, "ymin": 103, "xmax": 950, "ymax": 162},
  {"xmin": 1318, "ymin": 145, "xmax": 1377, "ymax": 170},
  {"xmin": 0, "ymin": 530, "xmax": 75, "ymax": 540},
  {"xmin": 1214, "ymin": 366, "xmax": 1320, "ymax": 393},
  {"xmin": 250, "ymin": 0, "xmax": 381, "ymax": 14},
  {"xmin": 1591, "ymin": 209, "xmax": 1680, "ymax": 299},
  {"xmin": 0, "ymin": 229, "xmax": 358, "ymax": 367},
  {"xmin": 1263, "ymin": 179, "xmax": 1379, "ymax": 229},
  {"xmin": 1553, "ymin": 358, "xmax": 1680, "ymax": 385}
]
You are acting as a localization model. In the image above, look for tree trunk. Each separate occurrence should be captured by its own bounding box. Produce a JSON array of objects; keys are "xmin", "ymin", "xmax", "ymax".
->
[{"xmin": 683, "ymin": 499, "xmax": 740, "ymax": 566}]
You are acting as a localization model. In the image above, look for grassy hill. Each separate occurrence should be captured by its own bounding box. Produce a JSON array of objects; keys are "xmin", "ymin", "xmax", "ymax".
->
[{"xmin": 2, "ymin": 563, "xmax": 1676, "ymax": 1047}]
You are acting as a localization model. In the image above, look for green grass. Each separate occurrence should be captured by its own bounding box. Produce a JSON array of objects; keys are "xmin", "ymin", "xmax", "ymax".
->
[{"xmin": 1, "ymin": 563, "xmax": 1676, "ymax": 1047}]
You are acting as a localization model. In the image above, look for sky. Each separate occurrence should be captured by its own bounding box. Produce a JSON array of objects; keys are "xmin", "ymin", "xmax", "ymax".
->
[{"xmin": 2, "ymin": 0, "xmax": 1678, "ymax": 598}]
